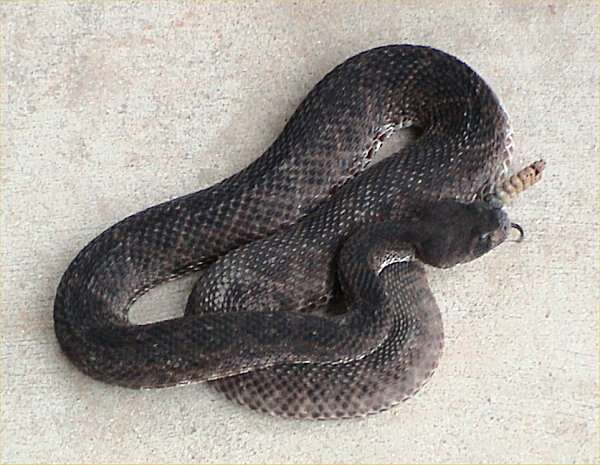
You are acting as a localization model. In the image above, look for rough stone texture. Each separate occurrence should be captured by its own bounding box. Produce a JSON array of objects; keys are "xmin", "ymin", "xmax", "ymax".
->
[{"xmin": 1, "ymin": 1, "xmax": 597, "ymax": 463}]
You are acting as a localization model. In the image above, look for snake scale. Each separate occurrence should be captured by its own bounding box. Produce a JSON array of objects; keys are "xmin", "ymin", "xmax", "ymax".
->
[{"xmin": 54, "ymin": 45, "xmax": 526, "ymax": 419}]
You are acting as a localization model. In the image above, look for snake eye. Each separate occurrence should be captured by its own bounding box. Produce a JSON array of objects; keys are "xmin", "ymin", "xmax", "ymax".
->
[{"xmin": 478, "ymin": 232, "xmax": 491, "ymax": 243}]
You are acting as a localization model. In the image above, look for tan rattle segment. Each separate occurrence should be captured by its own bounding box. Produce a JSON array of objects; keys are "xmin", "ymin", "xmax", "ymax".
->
[{"xmin": 494, "ymin": 159, "xmax": 546, "ymax": 204}]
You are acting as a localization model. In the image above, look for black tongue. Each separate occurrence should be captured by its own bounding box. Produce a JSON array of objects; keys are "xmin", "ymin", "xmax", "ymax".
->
[{"xmin": 510, "ymin": 223, "xmax": 525, "ymax": 242}]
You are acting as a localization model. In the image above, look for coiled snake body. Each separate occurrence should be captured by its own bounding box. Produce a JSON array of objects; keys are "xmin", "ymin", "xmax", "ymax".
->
[{"xmin": 54, "ymin": 45, "xmax": 517, "ymax": 419}]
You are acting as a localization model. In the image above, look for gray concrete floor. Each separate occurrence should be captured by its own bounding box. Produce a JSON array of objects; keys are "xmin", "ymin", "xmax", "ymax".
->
[{"xmin": 1, "ymin": 1, "xmax": 598, "ymax": 463}]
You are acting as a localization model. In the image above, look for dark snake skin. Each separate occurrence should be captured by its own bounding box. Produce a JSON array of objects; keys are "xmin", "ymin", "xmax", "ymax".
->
[{"xmin": 54, "ymin": 45, "xmax": 514, "ymax": 419}]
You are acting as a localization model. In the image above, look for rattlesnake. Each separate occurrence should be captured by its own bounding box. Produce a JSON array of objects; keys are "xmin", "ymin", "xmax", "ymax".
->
[{"xmin": 54, "ymin": 45, "xmax": 542, "ymax": 419}]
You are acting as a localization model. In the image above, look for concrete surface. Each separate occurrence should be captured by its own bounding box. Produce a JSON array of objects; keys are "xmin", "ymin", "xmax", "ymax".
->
[{"xmin": 1, "ymin": 1, "xmax": 598, "ymax": 463}]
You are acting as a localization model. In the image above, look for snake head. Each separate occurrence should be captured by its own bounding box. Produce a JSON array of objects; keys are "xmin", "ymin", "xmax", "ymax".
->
[{"xmin": 414, "ymin": 200, "xmax": 511, "ymax": 269}]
